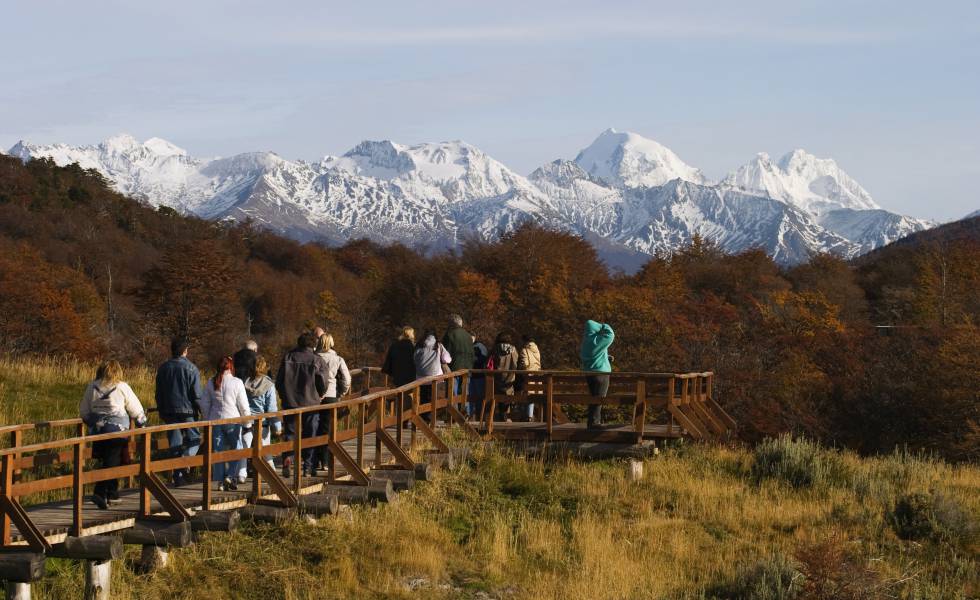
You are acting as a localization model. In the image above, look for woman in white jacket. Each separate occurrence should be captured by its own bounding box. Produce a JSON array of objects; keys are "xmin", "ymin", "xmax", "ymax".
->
[
  {"xmin": 314, "ymin": 333, "xmax": 351, "ymax": 473},
  {"xmin": 200, "ymin": 356, "xmax": 251, "ymax": 491}
]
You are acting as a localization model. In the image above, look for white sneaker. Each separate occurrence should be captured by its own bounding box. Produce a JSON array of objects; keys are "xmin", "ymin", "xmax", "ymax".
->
[{"xmin": 237, "ymin": 476, "xmax": 247, "ymax": 484}]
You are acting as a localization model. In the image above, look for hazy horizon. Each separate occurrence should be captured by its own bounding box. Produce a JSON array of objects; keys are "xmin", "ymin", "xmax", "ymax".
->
[{"xmin": 3, "ymin": 1, "xmax": 978, "ymax": 221}]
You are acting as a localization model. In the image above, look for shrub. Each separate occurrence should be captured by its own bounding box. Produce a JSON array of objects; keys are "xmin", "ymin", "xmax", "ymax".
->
[
  {"xmin": 795, "ymin": 534, "xmax": 891, "ymax": 600},
  {"xmin": 707, "ymin": 553, "xmax": 805, "ymax": 600},
  {"xmin": 889, "ymin": 491, "xmax": 979, "ymax": 548},
  {"xmin": 750, "ymin": 435, "xmax": 850, "ymax": 489}
]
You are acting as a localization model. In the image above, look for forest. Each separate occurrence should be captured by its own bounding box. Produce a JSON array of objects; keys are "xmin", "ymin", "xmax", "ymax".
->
[{"xmin": 0, "ymin": 155, "xmax": 977, "ymax": 460}]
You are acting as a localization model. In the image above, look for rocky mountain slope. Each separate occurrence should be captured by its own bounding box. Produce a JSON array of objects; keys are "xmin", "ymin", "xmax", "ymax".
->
[{"xmin": 9, "ymin": 130, "xmax": 934, "ymax": 267}]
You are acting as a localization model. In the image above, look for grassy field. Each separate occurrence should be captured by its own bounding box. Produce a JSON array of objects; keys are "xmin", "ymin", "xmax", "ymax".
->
[{"xmin": 1, "ymin": 358, "xmax": 978, "ymax": 599}]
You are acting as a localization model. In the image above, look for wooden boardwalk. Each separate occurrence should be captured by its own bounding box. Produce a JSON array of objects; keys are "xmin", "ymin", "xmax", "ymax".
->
[
  {"xmin": 0, "ymin": 367, "xmax": 734, "ymax": 596},
  {"xmin": 6, "ymin": 427, "xmax": 416, "ymax": 545}
]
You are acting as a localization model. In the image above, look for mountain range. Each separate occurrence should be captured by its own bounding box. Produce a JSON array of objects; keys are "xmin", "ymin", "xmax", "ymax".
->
[{"xmin": 6, "ymin": 129, "xmax": 935, "ymax": 269}]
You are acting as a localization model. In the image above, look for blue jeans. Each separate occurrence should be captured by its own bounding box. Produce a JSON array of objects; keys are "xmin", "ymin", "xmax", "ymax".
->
[
  {"xmin": 212, "ymin": 424, "xmax": 242, "ymax": 482},
  {"xmin": 162, "ymin": 413, "xmax": 200, "ymax": 479},
  {"xmin": 467, "ymin": 377, "xmax": 485, "ymax": 419}
]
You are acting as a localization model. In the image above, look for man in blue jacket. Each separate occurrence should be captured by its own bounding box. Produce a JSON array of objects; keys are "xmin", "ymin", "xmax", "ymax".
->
[
  {"xmin": 155, "ymin": 336, "xmax": 203, "ymax": 486},
  {"xmin": 580, "ymin": 320, "xmax": 615, "ymax": 429}
]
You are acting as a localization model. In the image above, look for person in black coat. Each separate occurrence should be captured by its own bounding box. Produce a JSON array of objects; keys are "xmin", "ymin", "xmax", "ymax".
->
[{"xmin": 382, "ymin": 326, "xmax": 417, "ymax": 410}]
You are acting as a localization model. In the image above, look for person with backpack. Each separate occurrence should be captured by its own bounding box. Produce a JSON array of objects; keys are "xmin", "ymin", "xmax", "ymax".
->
[
  {"xmin": 239, "ymin": 355, "xmax": 282, "ymax": 480},
  {"xmin": 80, "ymin": 361, "xmax": 147, "ymax": 509},
  {"xmin": 414, "ymin": 330, "xmax": 451, "ymax": 421},
  {"xmin": 275, "ymin": 332, "xmax": 329, "ymax": 478},
  {"xmin": 154, "ymin": 336, "xmax": 203, "ymax": 487},
  {"xmin": 442, "ymin": 314, "xmax": 474, "ymax": 396},
  {"xmin": 201, "ymin": 356, "xmax": 252, "ymax": 491},
  {"xmin": 314, "ymin": 332, "xmax": 351, "ymax": 472},
  {"xmin": 580, "ymin": 319, "xmax": 615, "ymax": 429},
  {"xmin": 517, "ymin": 335, "xmax": 542, "ymax": 421},
  {"xmin": 492, "ymin": 333, "xmax": 519, "ymax": 421}
]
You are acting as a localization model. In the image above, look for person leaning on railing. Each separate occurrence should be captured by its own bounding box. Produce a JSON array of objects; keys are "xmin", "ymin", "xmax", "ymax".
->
[
  {"xmin": 80, "ymin": 360, "xmax": 147, "ymax": 510},
  {"xmin": 200, "ymin": 356, "xmax": 252, "ymax": 492},
  {"xmin": 154, "ymin": 336, "xmax": 204, "ymax": 487},
  {"xmin": 580, "ymin": 319, "xmax": 615, "ymax": 429}
]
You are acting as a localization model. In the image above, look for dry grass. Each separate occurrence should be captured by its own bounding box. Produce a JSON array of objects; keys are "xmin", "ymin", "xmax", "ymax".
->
[{"xmin": 1, "ymin": 357, "xmax": 978, "ymax": 599}]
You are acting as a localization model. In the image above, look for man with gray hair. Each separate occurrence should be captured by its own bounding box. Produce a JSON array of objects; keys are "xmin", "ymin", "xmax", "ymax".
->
[{"xmin": 442, "ymin": 314, "xmax": 475, "ymax": 395}]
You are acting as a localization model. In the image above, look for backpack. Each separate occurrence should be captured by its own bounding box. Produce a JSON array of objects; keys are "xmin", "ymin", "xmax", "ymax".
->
[{"xmin": 485, "ymin": 353, "xmax": 496, "ymax": 371}]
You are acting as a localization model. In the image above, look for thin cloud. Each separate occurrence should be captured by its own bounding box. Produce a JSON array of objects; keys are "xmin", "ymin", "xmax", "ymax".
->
[{"xmin": 260, "ymin": 18, "xmax": 900, "ymax": 48}]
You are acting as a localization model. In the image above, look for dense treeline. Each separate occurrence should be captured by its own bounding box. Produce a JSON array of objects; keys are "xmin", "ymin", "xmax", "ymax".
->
[{"xmin": 0, "ymin": 156, "xmax": 977, "ymax": 460}]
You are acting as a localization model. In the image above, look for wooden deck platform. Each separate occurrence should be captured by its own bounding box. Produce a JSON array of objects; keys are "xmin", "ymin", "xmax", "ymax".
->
[{"xmin": 476, "ymin": 421, "xmax": 685, "ymax": 443}]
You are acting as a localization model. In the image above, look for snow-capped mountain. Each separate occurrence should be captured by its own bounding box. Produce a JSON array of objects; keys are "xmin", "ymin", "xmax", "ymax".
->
[
  {"xmin": 8, "ymin": 130, "xmax": 933, "ymax": 268},
  {"xmin": 574, "ymin": 128, "xmax": 707, "ymax": 188}
]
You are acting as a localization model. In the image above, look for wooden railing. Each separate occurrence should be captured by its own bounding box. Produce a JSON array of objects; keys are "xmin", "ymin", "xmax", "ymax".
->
[{"xmin": 0, "ymin": 368, "xmax": 732, "ymax": 554}]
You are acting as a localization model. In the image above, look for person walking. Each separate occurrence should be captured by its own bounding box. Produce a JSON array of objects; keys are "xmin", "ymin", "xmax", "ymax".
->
[
  {"xmin": 382, "ymin": 326, "xmax": 417, "ymax": 388},
  {"xmin": 314, "ymin": 332, "xmax": 351, "ymax": 473},
  {"xmin": 200, "ymin": 356, "xmax": 251, "ymax": 491},
  {"xmin": 233, "ymin": 339, "xmax": 258, "ymax": 381},
  {"xmin": 492, "ymin": 333, "xmax": 519, "ymax": 421},
  {"xmin": 442, "ymin": 314, "xmax": 474, "ymax": 396},
  {"xmin": 80, "ymin": 361, "xmax": 147, "ymax": 509},
  {"xmin": 580, "ymin": 320, "xmax": 615, "ymax": 429},
  {"xmin": 275, "ymin": 332, "xmax": 329, "ymax": 478},
  {"xmin": 413, "ymin": 330, "xmax": 451, "ymax": 421},
  {"xmin": 239, "ymin": 355, "xmax": 282, "ymax": 480},
  {"xmin": 517, "ymin": 335, "xmax": 542, "ymax": 421},
  {"xmin": 155, "ymin": 336, "xmax": 203, "ymax": 487}
]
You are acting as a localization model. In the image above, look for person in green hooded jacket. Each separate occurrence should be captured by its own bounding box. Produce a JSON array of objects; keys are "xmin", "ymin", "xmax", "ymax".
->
[
  {"xmin": 580, "ymin": 319, "xmax": 615, "ymax": 428},
  {"xmin": 443, "ymin": 314, "xmax": 475, "ymax": 396}
]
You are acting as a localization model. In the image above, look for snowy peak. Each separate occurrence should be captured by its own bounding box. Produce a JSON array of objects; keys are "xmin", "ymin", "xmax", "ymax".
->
[
  {"xmin": 573, "ymin": 128, "xmax": 707, "ymax": 188},
  {"xmin": 724, "ymin": 148, "xmax": 879, "ymax": 215}
]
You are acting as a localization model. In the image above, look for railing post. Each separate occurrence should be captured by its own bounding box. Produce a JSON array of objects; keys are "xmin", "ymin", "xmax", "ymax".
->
[
  {"xmin": 139, "ymin": 432, "xmax": 151, "ymax": 518},
  {"xmin": 396, "ymin": 391, "xmax": 404, "ymax": 446},
  {"xmin": 9, "ymin": 431, "xmax": 22, "ymax": 481},
  {"xmin": 461, "ymin": 372, "xmax": 470, "ymax": 417},
  {"xmin": 2, "ymin": 454, "xmax": 13, "ymax": 545},
  {"xmin": 545, "ymin": 375, "xmax": 554, "ymax": 441},
  {"xmin": 293, "ymin": 413, "xmax": 303, "ymax": 494},
  {"xmin": 356, "ymin": 406, "xmax": 365, "ymax": 469},
  {"xmin": 375, "ymin": 397, "xmax": 384, "ymax": 467},
  {"xmin": 431, "ymin": 381, "xmax": 439, "ymax": 424},
  {"xmin": 485, "ymin": 376, "xmax": 496, "ymax": 436},
  {"xmin": 329, "ymin": 407, "xmax": 338, "ymax": 481},
  {"xmin": 411, "ymin": 388, "xmax": 419, "ymax": 447},
  {"xmin": 201, "ymin": 423, "xmax": 212, "ymax": 510},
  {"xmin": 72, "ymin": 440, "xmax": 84, "ymax": 535},
  {"xmin": 252, "ymin": 417, "xmax": 263, "ymax": 501}
]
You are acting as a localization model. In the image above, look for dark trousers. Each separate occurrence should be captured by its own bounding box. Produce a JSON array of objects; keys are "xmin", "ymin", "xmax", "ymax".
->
[
  {"xmin": 283, "ymin": 413, "xmax": 320, "ymax": 472},
  {"xmin": 315, "ymin": 398, "xmax": 347, "ymax": 469},
  {"xmin": 93, "ymin": 438, "xmax": 126, "ymax": 499},
  {"xmin": 586, "ymin": 374, "xmax": 610, "ymax": 426}
]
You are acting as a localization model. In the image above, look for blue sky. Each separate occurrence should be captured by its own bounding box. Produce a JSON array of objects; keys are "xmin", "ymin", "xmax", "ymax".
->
[{"xmin": 2, "ymin": 0, "xmax": 978, "ymax": 220}]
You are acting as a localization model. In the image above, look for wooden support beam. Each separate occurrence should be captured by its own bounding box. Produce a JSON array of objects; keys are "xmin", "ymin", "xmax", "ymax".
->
[
  {"xmin": 375, "ymin": 428, "xmax": 414, "ymax": 469},
  {"xmin": 0, "ymin": 553, "xmax": 44, "ymax": 583},
  {"xmin": 139, "ymin": 472, "xmax": 191, "ymax": 521},
  {"xmin": 85, "ymin": 559, "xmax": 112, "ymax": 600},
  {"xmin": 201, "ymin": 423, "xmax": 213, "ymax": 511},
  {"xmin": 297, "ymin": 494, "xmax": 340, "ymax": 517},
  {"xmin": 368, "ymin": 469, "xmax": 415, "ymax": 491},
  {"xmin": 324, "ymin": 480, "xmax": 393, "ymax": 505},
  {"xmin": 122, "ymin": 519, "xmax": 192, "ymax": 547},
  {"xmin": 240, "ymin": 504, "xmax": 295, "ymax": 525},
  {"xmin": 190, "ymin": 510, "xmax": 240, "ymax": 533},
  {"xmin": 410, "ymin": 415, "xmax": 450, "ymax": 453},
  {"xmin": 49, "ymin": 536, "xmax": 123, "ymax": 561},
  {"xmin": 446, "ymin": 405, "xmax": 481, "ymax": 439},
  {"xmin": 0, "ymin": 496, "xmax": 50, "ymax": 553},
  {"xmin": 326, "ymin": 440, "xmax": 370, "ymax": 485},
  {"xmin": 251, "ymin": 456, "xmax": 297, "ymax": 507}
]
